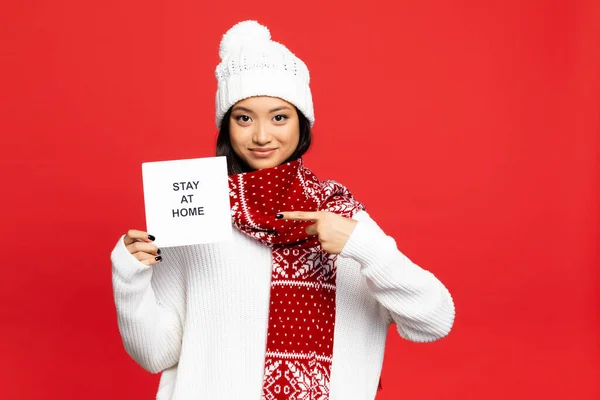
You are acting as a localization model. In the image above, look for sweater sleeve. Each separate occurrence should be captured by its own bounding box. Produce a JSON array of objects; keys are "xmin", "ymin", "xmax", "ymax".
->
[
  {"xmin": 339, "ymin": 210, "xmax": 455, "ymax": 342},
  {"xmin": 110, "ymin": 234, "xmax": 186, "ymax": 373}
]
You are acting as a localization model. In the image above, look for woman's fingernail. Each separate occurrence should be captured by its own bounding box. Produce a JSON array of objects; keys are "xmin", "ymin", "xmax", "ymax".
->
[
  {"xmin": 155, "ymin": 255, "xmax": 162, "ymax": 262},
  {"xmin": 157, "ymin": 248, "xmax": 161, "ymax": 255},
  {"xmin": 276, "ymin": 214, "xmax": 283, "ymax": 219},
  {"xmin": 148, "ymin": 234, "xmax": 156, "ymax": 241}
]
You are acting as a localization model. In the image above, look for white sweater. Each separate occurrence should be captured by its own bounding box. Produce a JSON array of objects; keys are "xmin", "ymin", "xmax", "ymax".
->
[{"xmin": 111, "ymin": 210, "xmax": 455, "ymax": 400}]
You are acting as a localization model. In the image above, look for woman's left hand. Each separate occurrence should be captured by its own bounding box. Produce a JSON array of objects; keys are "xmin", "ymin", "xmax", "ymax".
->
[{"xmin": 277, "ymin": 211, "xmax": 358, "ymax": 254}]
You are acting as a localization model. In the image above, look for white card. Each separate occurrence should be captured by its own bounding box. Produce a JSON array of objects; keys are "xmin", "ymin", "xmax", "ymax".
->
[{"xmin": 141, "ymin": 156, "xmax": 232, "ymax": 247}]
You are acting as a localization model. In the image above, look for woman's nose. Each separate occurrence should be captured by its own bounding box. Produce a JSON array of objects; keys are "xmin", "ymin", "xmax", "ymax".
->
[{"xmin": 253, "ymin": 123, "xmax": 271, "ymax": 144}]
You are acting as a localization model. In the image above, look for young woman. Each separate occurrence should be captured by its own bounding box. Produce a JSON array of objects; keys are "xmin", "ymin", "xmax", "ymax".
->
[{"xmin": 111, "ymin": 20, "xmax": 455, "ymax": 400}]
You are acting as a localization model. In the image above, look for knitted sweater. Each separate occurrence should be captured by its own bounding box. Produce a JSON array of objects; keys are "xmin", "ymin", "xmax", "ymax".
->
[{"xmin": 110, "ymin": 210, "xmax": 456, "ymax": 400}]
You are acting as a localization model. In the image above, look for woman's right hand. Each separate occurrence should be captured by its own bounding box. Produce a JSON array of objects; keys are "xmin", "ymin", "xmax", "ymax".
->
[{"xmin": 123, "ymin": 229, "xmax": 162, "ymax": 266}]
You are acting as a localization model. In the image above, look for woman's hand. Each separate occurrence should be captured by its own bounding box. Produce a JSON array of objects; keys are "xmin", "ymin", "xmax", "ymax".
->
[
  {"xmin": 123, "ymin": 229, "xmax": 162, "ymax": 266},
  {"xmin": 277, "ymin": 211, "xmax": 358, "ymax": 254}
]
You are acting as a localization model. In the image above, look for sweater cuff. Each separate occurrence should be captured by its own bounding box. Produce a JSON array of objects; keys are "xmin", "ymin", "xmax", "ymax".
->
[
  {"xmin": 110, "ymin": 234, "xmax": 152, "ymax": 282},
  {"xmin": 339, "ymin": 217, "xmax": 395, "ymax": 268}
]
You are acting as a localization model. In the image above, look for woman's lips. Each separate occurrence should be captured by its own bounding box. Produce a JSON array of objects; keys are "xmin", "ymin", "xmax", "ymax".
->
[{"xmin": 250, "ymin": 149, "xmax": 276, "ymax": 158}]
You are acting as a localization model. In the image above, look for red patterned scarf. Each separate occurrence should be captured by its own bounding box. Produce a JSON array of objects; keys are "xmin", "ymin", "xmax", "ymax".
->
[{"xmin": 228, "ymin": 158, "xmax": 365, "ymax": 399}]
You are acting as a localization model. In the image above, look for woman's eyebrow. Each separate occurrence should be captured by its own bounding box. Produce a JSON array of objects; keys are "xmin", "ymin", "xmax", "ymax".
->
[
  {"xmin": 232, "ymin": 105, "xmax": 292, "ymax": 113},
  {"xmin": 269, "ymin": 106, "xmax": 292, "ymax": 113},
  {"xmin": 232, "ymin": 106, "xmax": 254, "ymax": 113}
]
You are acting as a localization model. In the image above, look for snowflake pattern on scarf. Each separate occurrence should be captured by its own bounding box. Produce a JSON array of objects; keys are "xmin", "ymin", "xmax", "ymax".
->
[{"xmin": 229, "ymin": 159, "xmax": 365, "ymax": 400}]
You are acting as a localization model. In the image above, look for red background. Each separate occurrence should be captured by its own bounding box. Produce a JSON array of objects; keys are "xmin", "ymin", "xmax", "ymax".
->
[{"xmin": 1, "ymin": 0, "xmax": 598, "ymax": 399}]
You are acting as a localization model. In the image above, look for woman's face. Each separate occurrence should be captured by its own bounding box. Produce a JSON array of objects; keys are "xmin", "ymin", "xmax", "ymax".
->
[{"xmin": 229, "ymin": 96, "xmax": 300, "ymax": 170}]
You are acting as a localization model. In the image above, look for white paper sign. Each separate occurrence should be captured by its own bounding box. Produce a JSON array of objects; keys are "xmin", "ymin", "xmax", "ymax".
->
[{"xmin": 141, "ymin": 156, "xmax": 232, "ymax": 247}]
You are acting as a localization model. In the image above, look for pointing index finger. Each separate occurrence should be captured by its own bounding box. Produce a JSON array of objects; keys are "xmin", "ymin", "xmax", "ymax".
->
[{"xmin": 277, "ymin": 211, "xmax": 321, "ymax": 221}]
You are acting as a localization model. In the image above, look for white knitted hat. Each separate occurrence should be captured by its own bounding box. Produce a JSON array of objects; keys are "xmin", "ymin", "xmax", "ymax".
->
[{"xmin": 214, "ymin": 20, "xmax": 314, "ymax": 129}]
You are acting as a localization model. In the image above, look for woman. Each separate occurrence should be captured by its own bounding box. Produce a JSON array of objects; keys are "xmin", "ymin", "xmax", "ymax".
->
[{"xmin": 111, "ymin": 20, "xmax": 455, "ymax": 400}]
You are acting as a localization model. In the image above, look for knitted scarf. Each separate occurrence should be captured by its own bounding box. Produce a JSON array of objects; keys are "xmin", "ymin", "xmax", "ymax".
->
[{"xmin": 228, "ymin": 158, "xmax": 365, "ymax": 399}]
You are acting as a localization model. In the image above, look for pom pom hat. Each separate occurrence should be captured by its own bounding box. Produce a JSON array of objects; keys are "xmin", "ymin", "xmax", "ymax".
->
[{"xmin": 214, "ymin": 20, "xmax": 315, "ymax": 129}]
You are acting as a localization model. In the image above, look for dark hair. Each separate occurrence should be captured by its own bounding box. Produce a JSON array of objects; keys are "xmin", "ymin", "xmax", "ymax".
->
[{"xmin": 216, "ymin": 105, "xmax": 312, "ymax": 175}]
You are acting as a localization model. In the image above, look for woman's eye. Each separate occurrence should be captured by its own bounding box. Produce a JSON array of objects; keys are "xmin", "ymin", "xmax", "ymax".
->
[
  {"xmin": 273, "ymin": 115, "xmax": 288, "ymax": 122},
  {"xmin": 236, "ymin": 115, "xmax": 251, "ymax": 123}
]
